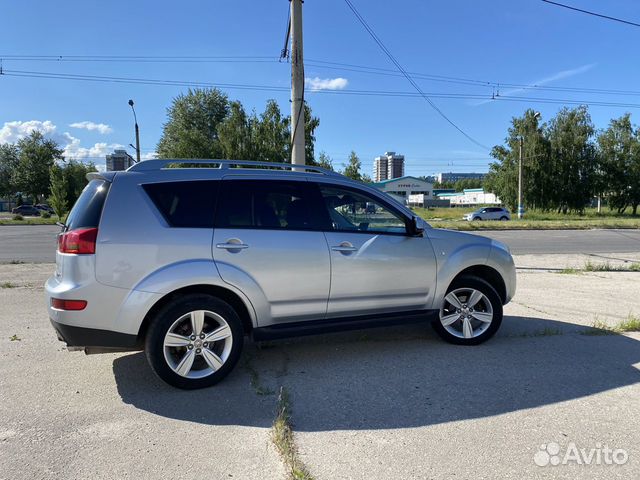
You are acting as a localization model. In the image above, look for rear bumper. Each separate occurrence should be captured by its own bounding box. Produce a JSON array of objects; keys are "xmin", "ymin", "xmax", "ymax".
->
[{"xmin": 50, "ymin": 318, "xmax": 138, "ymax": 349}]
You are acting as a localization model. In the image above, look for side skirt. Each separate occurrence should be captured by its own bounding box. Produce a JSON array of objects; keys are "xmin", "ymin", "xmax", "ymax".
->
[{"xmin": 252, "ymin": 309, "xmax": 439, "ymax": 342}]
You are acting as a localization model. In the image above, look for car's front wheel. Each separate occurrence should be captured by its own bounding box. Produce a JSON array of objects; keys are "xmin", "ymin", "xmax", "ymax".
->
[
  {"xmin": 431, "ymin": 275, "xmax": 502, "ymax": 345},
  {"xmin": 145, "ymin": 294, "xmax": 244, "ymax": 389}
]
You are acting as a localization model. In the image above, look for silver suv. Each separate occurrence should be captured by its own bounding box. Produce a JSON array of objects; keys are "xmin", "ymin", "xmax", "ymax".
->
[
  {"xmin": 46, "ymin": 160, "xmax": 516, "ymax": 389},
  {"xmin": 464, "ymin": 207, "xmax": 511, "ymax": 221}
]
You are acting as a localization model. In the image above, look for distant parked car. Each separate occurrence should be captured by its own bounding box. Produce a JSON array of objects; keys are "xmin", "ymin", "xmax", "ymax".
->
[
  {"xmin": 464, "ymin": 207, "xmax": 510, "ymax": 221},
  {"xmin": 12, "ymin": 205, "xmax": 41, "ymax": 216},
  {"xmin": 35, "ymin": 204, "xmax": 55, "ymax": 214}
]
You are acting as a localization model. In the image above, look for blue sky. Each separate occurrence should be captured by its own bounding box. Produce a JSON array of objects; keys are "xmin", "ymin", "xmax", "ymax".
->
[{"xmin": 1, "ymin": 0, "xmax": 639, "ymax": 176}]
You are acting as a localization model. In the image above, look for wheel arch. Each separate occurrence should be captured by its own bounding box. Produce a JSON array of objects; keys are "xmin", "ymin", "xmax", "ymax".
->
[
  {"xmin": 449, "ymin": 265, "xmax": 507, "ymax": 304},
  {"xmin": 137, "ymin": 284, "xmax": 255, "ymax": 343}
]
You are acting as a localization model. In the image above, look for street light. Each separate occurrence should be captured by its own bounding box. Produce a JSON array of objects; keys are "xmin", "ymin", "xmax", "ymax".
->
[
  {"xmin": 128, "ymin": 99, "xmax": 141, "ymax": 163},
  {"xmin": 518, "ymin": 111, "xmax": 541, "ymax": 219}
]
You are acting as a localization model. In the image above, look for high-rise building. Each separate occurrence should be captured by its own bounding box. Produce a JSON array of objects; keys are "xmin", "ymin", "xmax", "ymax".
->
[
  {"xmin": 373, "ymin": 151, "xmax": 405, "ymax": 182},
  {"xmin": 106, "ymin": 149, "xmax": 135, "ymax": 171}
]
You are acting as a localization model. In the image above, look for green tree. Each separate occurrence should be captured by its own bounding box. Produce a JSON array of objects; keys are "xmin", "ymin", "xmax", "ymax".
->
[
  {"xmin": 547, "ymin": 106, "xmax": 597, "ymax": 214},
  {"xmin": 0, "ymin": 143, "xmax": 19, "ymax": 197},
  {"xmin": 454, "ymin": 178, "xmax": 484, "ymax": 191},
  {"xmin": 343, "ymin": 151, "xmax": 362, "ymax": 181},
  {"xmin": 485, "ymin": 109, "xmax": 549, "ymax": 212},
  {"xmin": 157, "ymin": 88, "xmax": 230, "ymax": 159},
  {"xmin": 254, "ymin": 99, "xmax": 289, "ymax": 163},
  {"xmin": 597, "ymin": 113, "xmax": 640, "ymax": 214},
  {"xmin": 62, "ymin": 159, "xmax": 97, "ymax": 207},
  {"xmin": 48, "ymin": 165, "xmax": 68, "ymax": 219},
  {"xmin": 314, "ymin": 151, "xmax": 334, "ymax": 171},
  {"xmin": 303, "ymin": 103, "xmax": 320, "ymax": 165},
  {"xmin": 217, "ymin": 101, "xmax": 257, "ymax": 160},
  {"xmin": 12, "ymin": 131, "xmax": 63, "ymax": 202}
]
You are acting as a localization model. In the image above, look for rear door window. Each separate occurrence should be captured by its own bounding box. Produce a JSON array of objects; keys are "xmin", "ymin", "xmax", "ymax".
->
[
  {"xmin": 215, "ymin": 180, "xmax": 330, "ymax": 231},
  {"xmin": 65, "ymin": 179, "xmax": 111, "ymax": 230},
  {"xmin": 143, "ymin": 180, "xmax": 219, "ymax": 228}
]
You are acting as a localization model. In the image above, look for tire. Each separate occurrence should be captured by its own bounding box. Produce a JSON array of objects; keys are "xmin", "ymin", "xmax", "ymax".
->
[
  {"xmin": 472, "ymin": 217, "xmax": 482, "ymax": 221},
  {"xmin": 145, "ymin": 294, "xmax": 244, "ymax": 389},
  {"xmin": 431, "ymin": 275, "xmax": 503, "ymax": 345},
  {"xmin": 500, "ymin": 216, "xmax": 508, "ymax": 221}
]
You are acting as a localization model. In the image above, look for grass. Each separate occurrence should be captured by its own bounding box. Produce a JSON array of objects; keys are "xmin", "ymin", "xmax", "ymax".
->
[
  {"xmin": 0, "ymin": 216, "xmax": 59, "ymax": 225},
  {"xmin": 1, "ymin": 282, "xmax": 17, "ymax": 288},
  {"xmin": 412, "ymin": 207, "xmax": 640, "ymax": 231},
  {"xmin": 558, "ymin": 267, "xmax": 581, "ymax": 275},
  {"xmin": 584, "ymin": 260, "xmax": 640, "ymax": 272},
  {"xmin": 557, "ymin": 261, "xmax": 640, "ymax": 274},
  {"xmin": 272, "ymin": 387, "xmax": 315, "ymax": 480},
  {"xmin": 244, "ymin": 357, "xmax": 275, "ymax": 396},
  {"xmin": 581, "ymin": 315, "xmax": 640, "ymax": 335}
]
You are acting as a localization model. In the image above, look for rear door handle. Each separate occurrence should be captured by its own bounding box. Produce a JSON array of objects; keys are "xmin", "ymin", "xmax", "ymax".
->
[
  {"xmin": 216, "ymin": 243, "xmax": 249, "ymax": 250},
  {"xmin": 331, "ymin": 244, "xmax": 358, "ymax": 253}
]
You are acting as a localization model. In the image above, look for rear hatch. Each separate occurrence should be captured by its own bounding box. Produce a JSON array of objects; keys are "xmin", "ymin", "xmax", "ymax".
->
[{"xmin": 55, "ymin": 176, "xmax": 112, "ymax": 280}]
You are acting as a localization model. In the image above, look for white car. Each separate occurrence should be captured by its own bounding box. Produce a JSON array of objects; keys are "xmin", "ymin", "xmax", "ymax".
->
[{"xmin": 464, "ymin": 207, "xmax": 511, "ymax": 221}]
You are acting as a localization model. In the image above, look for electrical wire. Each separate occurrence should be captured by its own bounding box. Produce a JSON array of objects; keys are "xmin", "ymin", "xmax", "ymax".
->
[
  {"xmin": 5, "ymin": 69, "xmax": 640, "ymax": 109},
  {"xmin": 342, "ymin": 0, "xmax": 490, "ymax": 151},
  {"xmin": 541, "ymin": 0, "xmax": 640, "ymax": 28},
  {"xmin": 6, "ymin": 53, "xmax": 640, "ymax": 98}
]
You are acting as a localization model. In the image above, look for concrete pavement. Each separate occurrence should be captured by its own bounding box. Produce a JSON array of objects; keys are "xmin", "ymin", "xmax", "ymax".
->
[
  {"xmin": 1, "ymin": 224, "xmax": 640, "ymax": 263},
  {"xmin": 1, "ymin": 256, "xmax": 639, "ymax": 479}
]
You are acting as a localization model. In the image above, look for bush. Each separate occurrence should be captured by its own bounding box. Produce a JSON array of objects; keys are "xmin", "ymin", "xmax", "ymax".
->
[
  {"xmin": 41, "ymin": 211, "xmax": 51, "ymax": 219},
  {"xmin": 12, "ymin": 214, "xmax": 23, "ymax": 221}
]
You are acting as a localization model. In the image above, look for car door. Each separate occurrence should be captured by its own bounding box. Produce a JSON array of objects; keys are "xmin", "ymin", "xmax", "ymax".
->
[
  {"xmin": 212, "ymin": 178, "xmax": 331, "ymax": 326},
  {"xmin": 316, "ymin": 182, "xmax": 437, "ymax": 318}
]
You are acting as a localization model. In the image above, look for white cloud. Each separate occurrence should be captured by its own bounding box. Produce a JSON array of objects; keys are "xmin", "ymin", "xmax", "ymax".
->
[
  {"xmin": 0, "ymin": 120, "xmax": 58, "ymax": 144},
  {"xmin": 69, "ymin": 121, "xmax": 113, "ymax": 134},
  {"xmin": 474, "ymin": 63, "xmax": 596, "ymax": 106},
  {"xmin": 0, "ymin": 120, "xmax": 123, "ymax": 166},
  {"xmin": 140, "ymin": 151, "xmax": 158, "ymax": 161},
  {"xmin": 305, "ymin": 77, "xmax": 349, "ymax": 91},
  {"xmin": 62, "ymin": 133, "xmax": 123, "ymax": 160}
]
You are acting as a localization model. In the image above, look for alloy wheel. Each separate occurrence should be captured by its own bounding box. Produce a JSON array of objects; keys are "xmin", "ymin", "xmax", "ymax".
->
[
  {"xmin": 162, "ymin": 310, "xmax": 233, "ymax": 379},
  {"xmin": 440, "ymin": 288, "xmax": 494, "ymax": 339}
]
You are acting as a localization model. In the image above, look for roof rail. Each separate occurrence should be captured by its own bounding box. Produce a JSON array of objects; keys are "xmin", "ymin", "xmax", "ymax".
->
[{"xmin": 127, "ymin": 158, "xmax": 342, "ymax": 177}]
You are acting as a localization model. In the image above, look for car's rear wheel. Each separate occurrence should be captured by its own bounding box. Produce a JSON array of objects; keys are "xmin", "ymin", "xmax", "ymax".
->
[
  {"xmin": 431, "ymin": 275, "xmax": 502, "ymax": 345},
  {"xmin": 145, "ymin": 294, "xmax": 244, "ymax": 389},
  {"xmin": 500, "ymin": 216, "xmax": 509, "ymax": 221}
]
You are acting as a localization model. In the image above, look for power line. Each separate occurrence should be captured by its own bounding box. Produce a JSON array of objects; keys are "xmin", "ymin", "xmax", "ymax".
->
[
  {"xmin": 541, "ymin": 0, "xmax": 640, "ymax": 28},
  {"xmin": 5, "ymin": 69, "xmax": 640, "ymax": 109},
  {"xmin": 7, "ymin": 53, "xmax": 640, "ymax": 98},
  {"xmin": 342, "ymin": 0, "xmax": 490, "ymax": 151}
]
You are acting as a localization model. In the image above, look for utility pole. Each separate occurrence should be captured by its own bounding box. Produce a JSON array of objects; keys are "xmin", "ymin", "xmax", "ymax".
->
[
  {"xmin": 518, "ymin": 136, "xmax": 523, "ymax": 219},
  {"xmin": 290, "ymin": 0, "xmax": 305, "ymax": 165},
  {"xmin": 128, "ymin": 99, "xmax": 141, "ymax": 163}
]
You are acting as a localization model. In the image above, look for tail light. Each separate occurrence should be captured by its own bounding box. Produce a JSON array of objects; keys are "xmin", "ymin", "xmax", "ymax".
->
[
  {"xmin": 51, "ymin": 298, "xmax": 87, "ymax": 311},
  {"xmin": 58, "ymin": 228, "xmax": 98, "ymax": 254}
]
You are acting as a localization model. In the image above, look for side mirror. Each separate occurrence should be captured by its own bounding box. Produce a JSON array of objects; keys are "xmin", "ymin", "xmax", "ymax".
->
[{"xmin": 407, "ymin": 216, "xmax": 424, "ymax": 236}]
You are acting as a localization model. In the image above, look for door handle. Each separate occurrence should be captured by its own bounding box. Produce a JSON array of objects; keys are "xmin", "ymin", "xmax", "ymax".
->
[
  {"xmin": 216, "ymin": 242, "xmax": 249, "ymax": 250},
  {"xmin": 331, "ymin": 244, "xmax": 358, "ymax": 253}
]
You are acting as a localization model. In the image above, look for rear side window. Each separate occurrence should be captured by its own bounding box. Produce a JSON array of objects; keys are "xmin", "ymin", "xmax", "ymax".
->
[
  {"xmin": 215, "ymin": 180, "xmax": 330, "ymax": 231},
  {"xmin": 65, "ymin": 179, "xmax": 111, "ymax": 230},
  {"xmin": 143, "ymin": 180, "xmax": 218, "ymax": 228}
]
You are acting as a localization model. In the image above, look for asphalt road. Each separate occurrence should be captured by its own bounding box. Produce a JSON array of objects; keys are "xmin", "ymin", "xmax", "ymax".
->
[
  {"xmin": 1, "ymin": 225, "xmax": 640, "ymax": 262},
  {"xmin": 1, "ymin": 260, "xmax": 638, "ymax": 479}
]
